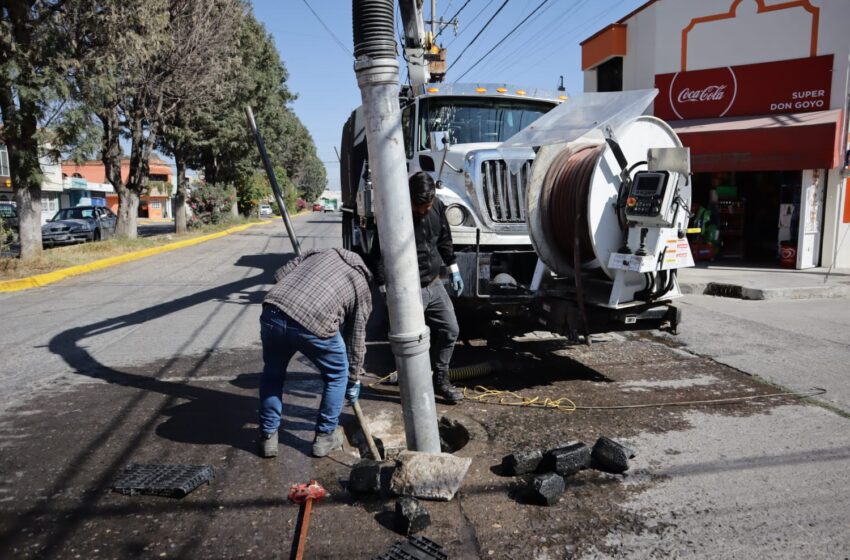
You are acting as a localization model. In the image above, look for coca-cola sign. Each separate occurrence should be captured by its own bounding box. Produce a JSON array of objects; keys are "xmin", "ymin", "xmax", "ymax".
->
[{"xmin": 655, "ymin": 55, "xmax": 832, "ymax": 120}]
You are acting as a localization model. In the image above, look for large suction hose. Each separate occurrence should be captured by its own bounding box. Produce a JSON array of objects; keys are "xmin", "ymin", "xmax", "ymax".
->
[{"xmin": 353, "ymin": 0, "xmax": 397, "ymax": 59}]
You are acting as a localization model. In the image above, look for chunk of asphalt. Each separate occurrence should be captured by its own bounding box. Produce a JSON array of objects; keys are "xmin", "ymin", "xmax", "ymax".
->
[
  {"xmin": 501, "ymin": 449, "xmax": 543, "ymax": 476},
  {"xmin": 394, "ymin": 496, "xmax": 431, "ymax": 535},
  {"xmin": 528, "ymin": 472, "xmax": 565, "ymax": 506},
  {"xmin": 591, "ymin": 437, "xmax": 631, "ymax": 474},
  {"xmin": 540, "ymin": 442, "xmax": 590, "ymax": 477},
  {"xmin": 348, "ymin": 458, "xmax": 382, "ymax": 494},
  {"xmin": 390, "ymin": 451, "xmax": 472, "ymax": 501}
]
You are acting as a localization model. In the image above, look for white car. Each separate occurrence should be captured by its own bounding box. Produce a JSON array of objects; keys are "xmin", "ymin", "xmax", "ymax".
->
[{"xmin": 259, "ymin": 204, "xmax": 273, "ymax": 217}]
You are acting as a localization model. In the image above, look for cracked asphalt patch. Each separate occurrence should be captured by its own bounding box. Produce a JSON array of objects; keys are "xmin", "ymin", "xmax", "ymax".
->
[{"xmin": 0, "ymin": 330, "xmax": 845, "ymax": 559}]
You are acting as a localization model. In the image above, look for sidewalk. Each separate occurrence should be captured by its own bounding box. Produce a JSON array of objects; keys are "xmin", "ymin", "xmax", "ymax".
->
[{"xmin": 677, "ymin": 262, "xmax": 850, "ymax": 300}]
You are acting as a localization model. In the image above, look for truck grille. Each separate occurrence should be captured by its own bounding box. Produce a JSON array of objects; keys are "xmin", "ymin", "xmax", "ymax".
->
[{"xmin": 480, "ymin": 160, "xmax": 530, "ymax": 223}]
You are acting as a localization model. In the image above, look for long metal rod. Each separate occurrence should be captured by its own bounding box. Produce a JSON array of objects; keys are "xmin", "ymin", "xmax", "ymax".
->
[
  {"xmin": 352, "ymin": 401, "xmax": 382, "ymax": 460},
  {"xmin": 245, "ymin": 106, "xmax": 302, "ymax": 257}
]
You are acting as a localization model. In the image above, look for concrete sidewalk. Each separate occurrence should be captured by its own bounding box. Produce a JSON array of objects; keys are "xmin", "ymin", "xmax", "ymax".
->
[{"xmin": 677, "ymin": 263, "xmax": 850, "ymax": 300}]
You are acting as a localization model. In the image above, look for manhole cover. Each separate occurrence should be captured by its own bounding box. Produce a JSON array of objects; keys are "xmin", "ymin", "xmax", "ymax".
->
[{"xmin": 112, "ymin": 463, "xmax": 215, "ymax": 498}]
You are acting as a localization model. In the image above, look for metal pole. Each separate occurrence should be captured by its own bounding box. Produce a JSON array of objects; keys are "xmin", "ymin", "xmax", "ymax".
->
[
  {"xmin": 431, "ymin": 0, "xmax": 436, "ymax": 34},
  {"xmin": 353, "ymin": 0, "xmax": 440, "ymax": 453},
  {"xmin": 244, "ymin": 106, "xmax": 302, "ymax": 257}
]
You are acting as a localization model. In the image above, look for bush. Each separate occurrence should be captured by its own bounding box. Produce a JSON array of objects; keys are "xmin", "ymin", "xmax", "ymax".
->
[{"xmin": 187, "ymin": 182, "xmax": 236, "ymax": 228}]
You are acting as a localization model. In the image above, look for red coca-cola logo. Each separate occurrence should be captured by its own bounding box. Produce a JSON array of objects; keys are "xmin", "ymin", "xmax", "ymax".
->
[{"xmin": 669, "ymin": 66, "xmax": 737, "ymax": 119}]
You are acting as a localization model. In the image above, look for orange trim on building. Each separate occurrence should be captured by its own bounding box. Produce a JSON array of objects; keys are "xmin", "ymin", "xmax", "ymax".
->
[
  {"xmin": 681, "ymin": 0, "xmax": 820, "ymax": 71},
  {"xmin": 580, "ymin": 23, "xmax": 628, "ymax": 70},
  {"xmin": 844, "ymin": 178, "xmax": 850, "ymax": 224}
]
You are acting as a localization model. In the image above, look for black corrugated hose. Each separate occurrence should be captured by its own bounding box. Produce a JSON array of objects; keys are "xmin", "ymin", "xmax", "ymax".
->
[{"xmin": 352, "ymin": 0, "xmax": 397, "ymax": 60}]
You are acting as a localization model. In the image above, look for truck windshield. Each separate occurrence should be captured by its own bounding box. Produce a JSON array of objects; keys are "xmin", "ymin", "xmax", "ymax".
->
[{"xmin": 419, "ymin": 96, "xmax": 554, "ymax": 149}]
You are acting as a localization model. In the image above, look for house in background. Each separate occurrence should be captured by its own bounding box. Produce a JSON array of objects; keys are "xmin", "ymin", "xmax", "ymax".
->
[
  {"xmin": 1, "ymin": 143, "xmax": 69, "ymax": 225},
  {"xmin": 61, "ymin": 158, "xmax": 174, "ymax": 219}
]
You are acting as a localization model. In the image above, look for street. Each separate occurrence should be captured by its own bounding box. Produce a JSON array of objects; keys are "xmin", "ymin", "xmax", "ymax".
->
[{"xmin": 0, "ymin": 212, "xmax": 848, "ymax": 559}]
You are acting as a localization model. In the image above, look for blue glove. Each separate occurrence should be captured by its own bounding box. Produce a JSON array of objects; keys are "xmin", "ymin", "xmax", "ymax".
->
[
  {"xmin": 450, "ymin": 271, "xmax": 464, "ymax": 296},
  {"xmin": 345, "ymin": 379, "xmax": 361, "ymax": 404}
]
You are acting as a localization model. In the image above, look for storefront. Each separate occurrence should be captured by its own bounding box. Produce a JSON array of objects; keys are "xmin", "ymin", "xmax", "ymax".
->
[{"xmin": 581, "ymin": 0, "xmax": 850, "ymax": 269}]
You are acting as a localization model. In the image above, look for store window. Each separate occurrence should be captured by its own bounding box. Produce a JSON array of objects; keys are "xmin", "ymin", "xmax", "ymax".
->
[
  {"xmin": 596, "ymin": 57, "xmax": 622, "ymax": 92},
  {"xmin": 0, "ymin": 145, "xmax": 9, "ymax": 177},
  {"xmin": 41, "ymin": 194, "xmax": 58, "ymax": 213},
  {"xmin": 151, "ymin": 199, "xmax": 161, "ymax": 209}
]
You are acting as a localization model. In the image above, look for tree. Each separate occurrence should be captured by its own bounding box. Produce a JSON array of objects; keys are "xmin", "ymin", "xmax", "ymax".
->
[
  {"xmin": 156, "ymin": 0, "xmax": 242, "ymax": 233},
  {"xmin": 0, "ymin": 0, "xmax": 91, "ymax": 259}
]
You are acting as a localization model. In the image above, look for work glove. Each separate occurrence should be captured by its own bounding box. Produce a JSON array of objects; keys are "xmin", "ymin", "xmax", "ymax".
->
[
  {"xmin": 345, "ymin": 379, "xmax": 361, "ymax": 405},
  {"xmin": 450, "ymin": 271, "xmax": 464, "ymax": 296},
  {"xmin": 378, "ymin": 284, "xmax": 387, "ymax": 302}
]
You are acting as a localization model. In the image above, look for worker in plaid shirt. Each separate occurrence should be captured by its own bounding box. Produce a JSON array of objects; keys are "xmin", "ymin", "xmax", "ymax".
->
[{"xmin": 258, "ymin": 248, "xmax": 373, "ymax": 458}]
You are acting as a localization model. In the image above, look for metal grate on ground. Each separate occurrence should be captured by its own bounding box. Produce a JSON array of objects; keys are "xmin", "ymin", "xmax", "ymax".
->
[
  {"xmin": 373, "ymin": 535, "xmax": 448, "ymax": 560},
  {"xmin": 112, "ymin": 463, "xmax": 215, "ymax": 498}
]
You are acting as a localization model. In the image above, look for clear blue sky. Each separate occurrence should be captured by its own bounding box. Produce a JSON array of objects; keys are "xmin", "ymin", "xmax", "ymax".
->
[{"xmin": 251, "ymin": 0, "xmax": 646, "ymax": 192}]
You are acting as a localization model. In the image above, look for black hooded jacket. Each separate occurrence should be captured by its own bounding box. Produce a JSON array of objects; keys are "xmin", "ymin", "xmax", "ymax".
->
[{"xmin": 370, "ymin": 197, "xmax": 457, "ymax": 287}]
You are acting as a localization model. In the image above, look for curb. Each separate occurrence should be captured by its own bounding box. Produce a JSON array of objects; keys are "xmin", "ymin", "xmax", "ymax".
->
[
  {"xmin": 680, "ymin": 281, "xmax": 850, "ymax": 301},
  {"xmin": 0, "ymin": 220, "xmax": 273, "ymax": 293}
]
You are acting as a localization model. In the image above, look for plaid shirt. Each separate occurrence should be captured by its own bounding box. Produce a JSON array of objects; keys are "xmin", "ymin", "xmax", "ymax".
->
[{"xmin": 264, "ymin": 249, "xmax": 373, "ymax": 377}]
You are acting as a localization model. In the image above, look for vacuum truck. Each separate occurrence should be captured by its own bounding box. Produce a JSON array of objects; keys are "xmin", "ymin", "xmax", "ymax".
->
[{"xmin": 343, "ymin": 1, "xmax": 694, "ymax": 341}]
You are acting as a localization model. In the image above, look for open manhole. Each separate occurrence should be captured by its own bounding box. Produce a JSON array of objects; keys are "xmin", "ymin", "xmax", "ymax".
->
[{"xmin": 345, "ymin": 413, "xmax": 475, "ymax": 459}]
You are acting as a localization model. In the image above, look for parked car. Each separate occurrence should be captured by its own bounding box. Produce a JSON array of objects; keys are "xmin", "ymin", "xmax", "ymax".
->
[
  {"xmin": 42, "ymin": 206, "xmax": 118, "ymax": 247},
  {"xmin": 0, "ymin": 202, "xmax": 18, "ymax": 242},
  {"xmin": 259, "ymin": 203, "xmax": 273, "ymax": 217},
  {"xmin": 312, "ymin": 203, "xmax": 323, "ymax": 212}
]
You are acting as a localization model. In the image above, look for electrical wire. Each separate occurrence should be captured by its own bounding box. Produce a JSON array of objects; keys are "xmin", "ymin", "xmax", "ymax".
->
[
  {"xmin": 447, "ymin": 0, "xmax": 496, "ymax": 49},
  {"xmin": 445, "ymin": 0, "xmax": 511, "ymax": 77},
  {"xmin": 300, "ymin": 0, "xmax": 352, "ymax": 59},
  {"xmin": 453, "ymin": 0, "xmax": 552, "ymax": 82},
  {"xmin": 435, "ymin": 0, "xmax": 474, "ymax": 39}
]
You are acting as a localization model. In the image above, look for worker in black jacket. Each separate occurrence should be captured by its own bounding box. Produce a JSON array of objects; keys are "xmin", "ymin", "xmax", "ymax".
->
[{"xmin": 370, "ymin": 171, "xmax": 465, "ymax": 404}]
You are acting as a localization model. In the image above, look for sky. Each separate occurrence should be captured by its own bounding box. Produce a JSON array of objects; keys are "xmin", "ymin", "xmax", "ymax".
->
[{"xmin": 251, "ymin": 0, "xmax": 648, "ymax": 193}]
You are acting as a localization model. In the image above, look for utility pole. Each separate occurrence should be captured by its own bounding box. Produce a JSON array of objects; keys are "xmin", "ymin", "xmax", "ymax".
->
[{"xmin": 352, "ymin": 0, "xmax": 441, "ymax": 453}]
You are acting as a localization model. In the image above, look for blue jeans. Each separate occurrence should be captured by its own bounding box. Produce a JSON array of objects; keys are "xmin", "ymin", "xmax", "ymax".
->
[{"xmin": 259, "ymin": 305, "xmax": 349, "ymax": 435}]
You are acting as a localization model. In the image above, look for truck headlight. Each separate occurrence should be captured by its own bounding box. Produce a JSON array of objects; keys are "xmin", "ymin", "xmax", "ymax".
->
[{"xmin": 445, "ymin": 204, "xmax": 468, "ymax": 227}]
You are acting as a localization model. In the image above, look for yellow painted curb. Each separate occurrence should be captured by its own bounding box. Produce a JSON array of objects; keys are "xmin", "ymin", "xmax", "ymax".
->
[{"xmin": 0, "ymin": 220, "xmax": 273, "ymax": 293}]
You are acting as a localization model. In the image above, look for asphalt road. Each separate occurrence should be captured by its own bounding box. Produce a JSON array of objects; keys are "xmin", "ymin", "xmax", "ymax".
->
[{"xmin": 0, "ymin": 211, "xmax": 848, "ymax": 559}]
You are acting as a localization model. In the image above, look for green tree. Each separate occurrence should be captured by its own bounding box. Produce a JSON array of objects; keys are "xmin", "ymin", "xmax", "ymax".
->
[{"xmin": 0, "ymin": 0, "xmax": 95, "ymax": 258}]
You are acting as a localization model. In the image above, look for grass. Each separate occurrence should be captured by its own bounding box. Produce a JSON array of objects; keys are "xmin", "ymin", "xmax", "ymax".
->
[{"xmin": 0, "ymin": 217, "xmax": 263, "ymax": 281}]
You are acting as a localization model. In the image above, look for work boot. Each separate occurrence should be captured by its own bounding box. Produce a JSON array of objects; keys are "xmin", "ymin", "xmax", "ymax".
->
[
  {"xmin": 312, "ymin": 428, "xmax": 343, "ymax": 457},
  {"xmin": 258, "ymin": 431, "xmax": 278, "ymax": 458},
  {"xmin": 433, "ymin": 370, "xmax": 464, "ymax": 404}
]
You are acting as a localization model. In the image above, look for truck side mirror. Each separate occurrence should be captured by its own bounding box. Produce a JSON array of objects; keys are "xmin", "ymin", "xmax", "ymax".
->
[{"xmin": 429, "ymin": 131, "xmax": 450, "ymax": 151}]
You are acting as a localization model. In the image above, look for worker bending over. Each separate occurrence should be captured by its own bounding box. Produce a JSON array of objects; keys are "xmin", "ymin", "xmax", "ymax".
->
[
  {"xmin": 258, "ymin": 248, "xmax": 372, "ymax": 458},
  {"xmin": 371, "ymin": 171, "xmax": 465, "ymax": 404}
]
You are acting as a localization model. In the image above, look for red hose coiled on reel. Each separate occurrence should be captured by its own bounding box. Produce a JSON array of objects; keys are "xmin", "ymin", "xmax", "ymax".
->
[{"xmin": 540, "ymin": 144, "xmax": 605, "ymax": 268}]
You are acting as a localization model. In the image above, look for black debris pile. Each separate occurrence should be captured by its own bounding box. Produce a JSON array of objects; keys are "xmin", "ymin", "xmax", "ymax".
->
[
  {"xmin": 498, "ymin": 437, "xmax": 636, "ymax": 506},
  {"xmin": 394, "ymin": 496, "xmax": 431, "ymax": 535},
  {"xmin": 112, "ymin": 463, "xmax": 214, "ymax": 499}
]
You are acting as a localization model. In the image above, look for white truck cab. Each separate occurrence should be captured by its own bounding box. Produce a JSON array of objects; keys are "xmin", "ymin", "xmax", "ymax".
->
[{"xmin": 340, "ymin": 83, "xmax": 564, "ymax": 303}]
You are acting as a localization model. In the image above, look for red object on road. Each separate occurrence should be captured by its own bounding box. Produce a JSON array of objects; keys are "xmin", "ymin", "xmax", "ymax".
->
[
  {"xmin": 288, "ymin": 480, "xmax": 326, "ymax": 560},
  {"xmin": 312, "ymin": 203, "xmax": 323, "ymax": 212}
]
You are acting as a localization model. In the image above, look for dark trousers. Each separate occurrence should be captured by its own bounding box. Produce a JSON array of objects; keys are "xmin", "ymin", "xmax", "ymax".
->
[{"xmin": 421, "ymin": 281, "xmax": 459, "ymax": 376}]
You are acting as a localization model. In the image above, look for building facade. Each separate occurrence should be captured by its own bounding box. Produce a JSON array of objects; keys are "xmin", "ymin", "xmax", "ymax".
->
[
  {"xmin": 61, "ymin": 159, "xmax": 174, "ymax": 220},
  {"xmin": 1, "ymin": 144, "xmax": 67, "ymax": 225},
  {"xmin": 581, "ymin": 0, "xmax": 849, "ymax": 269}
]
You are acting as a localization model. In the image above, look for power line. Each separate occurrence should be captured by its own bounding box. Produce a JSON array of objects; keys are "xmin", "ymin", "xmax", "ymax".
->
[
  {"xmin": 301, "ymin": 0, "xmax": 352, "ymax": 59},
  {"xmin": 453, "ymin": 0, "xmax": 552, "ymax": 82},
  {"xmin": 435, "ymin": 0, "xmax": 474, "ymax": 39},
  {"xmin": 445, "ymin": 0, "xmax": 512, "ymax": 77},
  {"xmin": 447, "ymin": 0, "xmax": 496, "ymax": 49}
]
